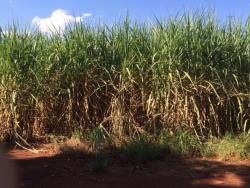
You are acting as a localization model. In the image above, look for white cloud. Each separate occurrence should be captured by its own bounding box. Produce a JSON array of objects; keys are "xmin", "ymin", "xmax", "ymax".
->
[
  {"xmin": 9, "ymin": 0, "xmax": 14, "ymax": 4},
  {"xmin": 32, "ymin": 9, "xmax": 92, "ymax": 33}
]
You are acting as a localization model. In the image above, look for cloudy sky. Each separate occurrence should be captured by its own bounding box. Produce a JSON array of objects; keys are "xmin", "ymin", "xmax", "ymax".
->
[{"xmin": 1, "ymin": 0, "xmax": 250, "ymax": 33}]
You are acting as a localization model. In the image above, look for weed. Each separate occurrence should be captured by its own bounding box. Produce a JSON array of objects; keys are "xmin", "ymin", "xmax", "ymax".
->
[
  {"xmin": 88, "ymin": 125, "xmax": 111, "ymax": 172},
  {"xmin": 207, "ymin": 133, "xmax": 250, "ymax": 160},
  {"xmin": 122, "ymin": 134, "xmax": 166, "ymax": 163},
  {"xmin": 165, "ymin": 130, "xmax": 204, "ymax": 156}
]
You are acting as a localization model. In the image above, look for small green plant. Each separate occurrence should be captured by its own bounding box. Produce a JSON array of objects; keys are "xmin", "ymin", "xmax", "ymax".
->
[
  {"xmin": 89, "ymin": 125, "xmax": 111, "ymax": 172},
  {"xmin": 122, "ymin": 134, "xmax": 166, "ymax": 163},
  {"xmin": 166, "ymin": 130, "xmax": 204, "ymax": 156},
  {"xmin": 89, "ymin": 125, "xmax": 111, "ymax": 153}
]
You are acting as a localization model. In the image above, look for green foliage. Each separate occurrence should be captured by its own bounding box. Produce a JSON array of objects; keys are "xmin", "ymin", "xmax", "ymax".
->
[
  {"xmin": 88, "ymin": 125, "xmax": 111, "ymax": 172},
  {"xmin": 88, "ymin": 125, "xmax": 111, "ymax": 153},
  {"xmin": 0, "ymin": 11, "xmax": 249, "ymax": 142},
  {"xmin": 206, "ymin": 133, "xmax": 250, "ymax": 160},
  {"xmin": 157, "ymin": 131, "xmax": 250, "ymax": 159},
  {"xmin": 159, "ymin": 130, "xmax": 204, "ymax": 156},
  {"xmin": 122, "ymin": 135, "xmax": 166, "ymax": 163}
]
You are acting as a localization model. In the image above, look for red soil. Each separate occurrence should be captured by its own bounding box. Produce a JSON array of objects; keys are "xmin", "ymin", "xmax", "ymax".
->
[{"xmin": 3, "ymin": 146, "xmax": 250, "ymax": 188}]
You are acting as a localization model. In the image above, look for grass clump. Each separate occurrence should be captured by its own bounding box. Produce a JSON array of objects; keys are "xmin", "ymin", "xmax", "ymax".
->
[
  {"xmin": 122, "ymin": 134, "xmax": 167, "ymax": 163},
  {"xmin": 53, "ymin": 131, "xmax": 90, "ymax": 156},
  {"xmin": 159, "ymin": 130, "xmax": 205, "ymax": 157},
  {"xmin": 206, "ymin": 133, "xmax": 250, "ymax": 160},
  {"xmin": 156, "ymin": 131, "xmax": 250, "ymax": 160}
]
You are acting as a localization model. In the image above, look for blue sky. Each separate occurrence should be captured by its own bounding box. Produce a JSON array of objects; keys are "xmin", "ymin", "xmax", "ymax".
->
[{"xmin": 1, "ymin": 0, "xmax": 250, "ymax": 32}]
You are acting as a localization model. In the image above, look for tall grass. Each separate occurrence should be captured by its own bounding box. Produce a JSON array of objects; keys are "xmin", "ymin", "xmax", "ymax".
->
[{"xmin": 0, "ymin": 12, "xmax": 249, "ymax": 142}]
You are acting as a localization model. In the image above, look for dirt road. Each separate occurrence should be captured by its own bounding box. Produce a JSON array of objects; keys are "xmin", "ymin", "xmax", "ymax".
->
[{"xmin": 5, "ymin": 148, "xmax": 250, "ymax": 188}]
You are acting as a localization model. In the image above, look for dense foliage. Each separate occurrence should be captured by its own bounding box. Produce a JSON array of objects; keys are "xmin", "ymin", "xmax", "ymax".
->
[{"xmin": 0, "ymin": 13, "xmax": 249, "ymax": 142}]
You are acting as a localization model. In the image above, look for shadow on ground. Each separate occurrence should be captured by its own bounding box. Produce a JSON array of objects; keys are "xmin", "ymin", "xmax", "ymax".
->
[{"xmin": 2, "ymin": 146, "xmax": 249, "ymax": 188}]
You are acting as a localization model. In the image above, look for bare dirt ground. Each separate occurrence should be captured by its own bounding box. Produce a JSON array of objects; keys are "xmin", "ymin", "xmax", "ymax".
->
[{"xmin": 3, "ymin": 145, "xmax": 250, "ymax": 188}]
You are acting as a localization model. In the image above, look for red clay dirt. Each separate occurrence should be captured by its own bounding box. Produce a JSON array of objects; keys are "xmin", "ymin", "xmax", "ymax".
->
[{"xmin": 3, "ymin": 146, "xmax": 250, "ymax": 188}]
